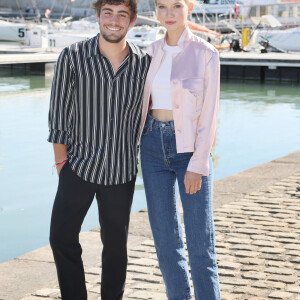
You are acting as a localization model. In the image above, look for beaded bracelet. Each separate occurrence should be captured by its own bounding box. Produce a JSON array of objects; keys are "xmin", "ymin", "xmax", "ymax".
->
[
  {"xmin": 52, "ymin": 158, "xmax": 68, "ymax": 175},
  {"xmin": 56, "ymin": 158, "xmax": 68, "ymax": 166}
]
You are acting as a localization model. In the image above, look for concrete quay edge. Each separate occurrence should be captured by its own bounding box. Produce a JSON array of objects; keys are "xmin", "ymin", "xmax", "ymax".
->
[{"xmin": 0, "ymin": 150, "xmax": 299, "ymax": 300}]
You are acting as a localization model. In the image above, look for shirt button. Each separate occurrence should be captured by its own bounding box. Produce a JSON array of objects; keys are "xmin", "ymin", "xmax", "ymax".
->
[
  {"xmin": 177, "ymin": 129, "xmax": 181, "ymax": 134},
  {"xmin": 175, "ymin": 104, "xmax": 179, "ymax": 109}
]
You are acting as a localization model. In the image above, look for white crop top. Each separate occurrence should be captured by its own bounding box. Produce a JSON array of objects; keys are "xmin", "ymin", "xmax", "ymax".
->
[{"xmin": 151, "ymin": 44, "xmax": 182, "ymax": 110}]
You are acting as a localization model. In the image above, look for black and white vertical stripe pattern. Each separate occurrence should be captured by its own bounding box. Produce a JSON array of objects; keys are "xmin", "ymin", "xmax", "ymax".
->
[{"xmin": 48, "ymin": 34, "xmax": 151, "ymax": 185}]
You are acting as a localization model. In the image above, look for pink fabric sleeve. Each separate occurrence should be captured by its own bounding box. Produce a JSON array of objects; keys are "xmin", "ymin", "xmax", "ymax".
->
[{"xmin": 187, "ymin": 51, "xmax": 220, "ymax": 176}]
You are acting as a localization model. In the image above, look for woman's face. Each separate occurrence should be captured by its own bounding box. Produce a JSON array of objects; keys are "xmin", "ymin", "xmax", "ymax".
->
[{"xmin": 156, "ymin": 0, "xmax": 193, "ymax": 33}]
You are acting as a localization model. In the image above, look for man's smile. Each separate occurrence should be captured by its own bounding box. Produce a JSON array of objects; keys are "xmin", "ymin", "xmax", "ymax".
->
[{"xmin": 106, "ymin": 26, "xmax": 122, "ymax": 32}]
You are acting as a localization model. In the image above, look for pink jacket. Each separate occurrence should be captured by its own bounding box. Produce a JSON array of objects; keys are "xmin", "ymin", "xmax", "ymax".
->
[{"xmin": 139, "ymin": 27, "xmax": 220, "ymax": 176}]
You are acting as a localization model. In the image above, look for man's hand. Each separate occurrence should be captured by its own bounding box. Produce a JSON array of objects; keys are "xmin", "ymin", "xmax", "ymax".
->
[
  {"xmin": 56, "ymin": 161, "xmax": 67, "ymax": 176},
  {"xmin": 53, "ymin": 143, "xmax": 68, "ymax": 176},
  {"xmin": 184, "ymin": 171, "xmax": 202, "ymax": 194}
]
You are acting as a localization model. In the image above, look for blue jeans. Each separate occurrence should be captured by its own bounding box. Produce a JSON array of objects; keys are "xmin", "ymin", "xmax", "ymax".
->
[{"xmin": 141, "ymin": 113, "xmax": 221, "ymax": 300}]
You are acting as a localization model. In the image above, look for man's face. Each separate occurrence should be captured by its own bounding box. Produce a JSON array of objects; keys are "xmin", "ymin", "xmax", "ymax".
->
[{"xmin": 97, "ymin": 4, "xmax": 136, "ymax": 43}]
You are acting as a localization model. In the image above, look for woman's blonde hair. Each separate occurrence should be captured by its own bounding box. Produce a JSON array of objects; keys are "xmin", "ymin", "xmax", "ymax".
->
[{"xmin": 154, "ymin": 0, "xmax": 194, "ymax": 6}]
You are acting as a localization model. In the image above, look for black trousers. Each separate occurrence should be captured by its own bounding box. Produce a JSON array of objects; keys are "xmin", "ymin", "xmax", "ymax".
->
[{"xmin": 49, "ymin": 161, "xmax": 135, "ymax": 300}]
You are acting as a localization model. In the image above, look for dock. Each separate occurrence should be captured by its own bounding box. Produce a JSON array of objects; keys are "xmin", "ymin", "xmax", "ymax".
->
[
  {"xmin": 220, "ymin": 52, "xmax": 300, "ymax": 82},
  {"xmin": 0, "ymin": 51, "xmax": 299, "ymax": 82},
  {"xmin": 1, "ymin": 150, "xmax": 299, "ymax": 300}
]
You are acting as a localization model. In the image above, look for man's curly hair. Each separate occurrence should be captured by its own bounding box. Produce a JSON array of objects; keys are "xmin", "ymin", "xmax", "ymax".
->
[{"xmin": 92, "ymin": 0, "xmax": 137, "ymax": 21}]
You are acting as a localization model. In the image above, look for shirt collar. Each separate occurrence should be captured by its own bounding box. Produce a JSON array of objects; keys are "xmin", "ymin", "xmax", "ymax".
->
[{"xmin": 87, "ymin": 33, "xmax": 140, "ymax": 58}]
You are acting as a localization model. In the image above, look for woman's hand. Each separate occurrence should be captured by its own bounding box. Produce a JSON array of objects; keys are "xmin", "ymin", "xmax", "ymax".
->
[{"xmin": 184, "ymin": 171, "xmax": 202, "ymax": 194}]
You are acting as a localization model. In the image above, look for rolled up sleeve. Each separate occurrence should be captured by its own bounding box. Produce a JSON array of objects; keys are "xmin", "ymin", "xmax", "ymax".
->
[
  {"xmin": 187, "ymin": 50, "xmax": 220, "ymax": 176},
  {"xmin": 47, "ymin": 48, "xmax": 74, "ymax": 145}
]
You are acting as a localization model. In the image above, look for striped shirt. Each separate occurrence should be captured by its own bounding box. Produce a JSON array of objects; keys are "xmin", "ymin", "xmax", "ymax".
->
[{"xmin": 48, "ymin": 34, "xmax": 151, "ymax": 185}]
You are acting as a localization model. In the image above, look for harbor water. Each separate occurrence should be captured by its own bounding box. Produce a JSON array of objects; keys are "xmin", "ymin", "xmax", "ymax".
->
[{"xmin": 0, "ymin": 71, "xmax": 299, "ymax": 263}]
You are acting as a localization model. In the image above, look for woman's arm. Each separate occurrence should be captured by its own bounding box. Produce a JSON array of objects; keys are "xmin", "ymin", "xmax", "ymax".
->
[{"xmin": 186, "ymin": 50, "xmax": 220, "ymax": 179}]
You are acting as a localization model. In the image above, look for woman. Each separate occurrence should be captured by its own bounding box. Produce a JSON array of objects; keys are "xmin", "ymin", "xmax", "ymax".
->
[{"xmin": 139, "ymin": 0, "xmax": 221, "ymax": 299}]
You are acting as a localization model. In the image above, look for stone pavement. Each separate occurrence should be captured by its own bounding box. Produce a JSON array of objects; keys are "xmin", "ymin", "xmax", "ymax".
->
[{"xmin": 1, "ymin": 151, "xmax": 300, "ymax": 300}]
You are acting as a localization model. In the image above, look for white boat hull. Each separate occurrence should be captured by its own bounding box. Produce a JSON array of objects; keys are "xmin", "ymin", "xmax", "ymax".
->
[{"xmin": 0, "ymin": 20, "xmax": 27, "ymax": 42}]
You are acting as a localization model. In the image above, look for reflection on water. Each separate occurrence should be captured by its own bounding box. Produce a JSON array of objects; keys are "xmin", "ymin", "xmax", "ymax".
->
[
  {"xmin": 0, "ymin": 72, "xmax": 299, "ymax": 263},
  {"xmin": 0, "ymin": 69, "xmax": 52, "ymax": 92}
]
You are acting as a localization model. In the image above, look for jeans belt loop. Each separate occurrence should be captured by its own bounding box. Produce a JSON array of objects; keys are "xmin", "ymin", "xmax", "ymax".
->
[{"xmin": 149, "ymin": 117, "xmax": 154, "ymax": 131}]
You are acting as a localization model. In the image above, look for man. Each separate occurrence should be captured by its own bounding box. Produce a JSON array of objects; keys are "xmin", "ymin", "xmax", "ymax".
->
[{"xmin": 47, "ymin": 0, "xmax": 150, "ymax": 299}]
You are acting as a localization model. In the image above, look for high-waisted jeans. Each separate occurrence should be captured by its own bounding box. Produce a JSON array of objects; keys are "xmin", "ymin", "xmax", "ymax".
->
[{"xmin": 141, "ymin": 113, "xmax": 221, "ymax": 300}]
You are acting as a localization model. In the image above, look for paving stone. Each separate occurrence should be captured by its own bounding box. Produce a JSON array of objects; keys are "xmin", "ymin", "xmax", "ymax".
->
[
  {"xmin": 85, "ymin": 267, "xmax": 101, "ymax": 275},
  {"xmin": 268, "ymin": 291, "xmax": 294, "ymax": 299},
  {"xmin": 129, "ymin": 258, "xmax": 159, "ymax": 267},
  {"xmin": 249, "ymin": 234, "xmax": 276, "ymax": 241},
  {"xmin": 141, "ymin": 240, "xmax": 155, "ymax": 247},
  {"xmin": 85, "ymin": 273, "xmax": 100, "ymax": 284},
  {"xmin": 226, "ymin": 237, "xmax": 252, "ymax": 244},
  {"xmin": 218, "ymin": 269, "xmax": 236, "ymax": 277},
  {"xmin": 127, "ymin": 290, "xmax": 167, "ymax": 299},
  {"xmin": 215, "ymin": 242, "xmax": 230, "ymax": 249},
  {"xmin": 267, "ymin": 231, "xmax": 298, "ymax": 238},
  {"xmin": 124, "ymin": 288, "xmax": 135, "ymax": 296},
  {"xmin": 89, "ymin": 286, "xmax": 100, "ymax": 294},
  {"xmin": 20, "ymin": 297, "xmax": 45, "ymax": 300},
  {"xmin": 131, "ymin": 282, "xmax": 165, "ymax": 292},
  {"xmin": 220, "ymin": 292, "xmax": 244, "ymax": 300},
  {"xmin": 128, "ymin": 250, "xmax": 153, "ymax": 259},
  {"xmin": 255, "ymin": 221, "xmax": 286, "ymax": 227},
  {"xmin": 251, "ymin": 280, "xmax": 285, "ymax": 290},
  {"xmin": 264, "ymin": 280, "xmax": 286, "ymax": 289},
  {"xmin": 283, "ymin": 244, "xmax": 300, "ymax": 251},
  {"xmin": 235, "ymin": 250, "xmax": 260, "ymax": 258},
  {"xmin": 217, "ymin": 254, "xmax": 236, "ymax": 262},
  {"xmin": 260, "ymin": 253, "xmax": 286, "ymax": 262},
  {"xmin": 127, "ymin": 265, "xmax": 160, "ymax": 276},
  {"xmin": 236, "ymin": 258, "xmax": 265, "ymax": 266},
  {"xmin": 229, "ymin": 244, "xmax": 259, "ymax": 251},
  {"xmin": 224, "ymin": 217, "xmax": 247, "ymax": 224},
  {"xmin": 214, "ymin": 221, "xmax": 233, "ymax": 227},
  {"xmin": 218, "ymin": 261, "xmax": 241, "ymax": 270},
  {"xmin": 148, "ymin": 253, "xmax": 159, "ymax": 260},
  {"xmin": 32, "ymin": 288, "xmax": 60, "ymax": 297},
  {"xmin": 260, "ymin": 247, "xmax": 285, "ymax": 254},
  {"xmin": 241, "ymin": 271, "xmax": 267, "ymax": 280},
  {"xmin": 129, "ymin": 273, "xmax": 162, "ymax": 284},
  {"xmin": 286, "ymin": 250, "xmax": 300, "ymax": 257},
  {"xmin": 232, "ymin": 286, "xmax": 262, "ymax": 296},
  {"xmin": 233, "ymin": 227, "xmax": 266, "ymax": 235},
  {"xmin": 264, "ymin": 267, "xmax": 295, "ymax": 275},
  {"xmin": 220, "ymin": 277, "xmax": 249, "ymax": 286},
  {"xmin": 241, "ymin": 265, "xmax": 263, "ymax": 272},
  {"xmin": 216, "ymin": 247, "xmax": 231, "ymax": 255},
  {"xmin": 266, "ymin": 260, "xmax": 293, "ymax": 268},
  {"xmin": 220, "ymin": 283, "xmax": 235, "ymax": 292},
  {"xmin": 132, "ymin": 245, "xmax": 156, "ymax": 253},
  {"xmin": 290, "ymin": 256, "xmax": 300, "ymax": 263},
  {"xmin": 267, "ymin": 275, "xmax": 298, "ymax": 284},
  {"xmin": 286, "ymin": 206, "xmax": 300, "ymax": 211},
  {"xmin": 241, "ymin": 206, "xmax": 270, "ymax": 212},
  {"xmin": 251, "ymin": 240, "xmax": 280, "ymax": 247},
  {"xmin": 286, "ymin": 286, "xmax": 300, "ymax": 294},
  {"xmin": 294, "ymin": 264, "xmax": 300, "ymax": 271}
]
